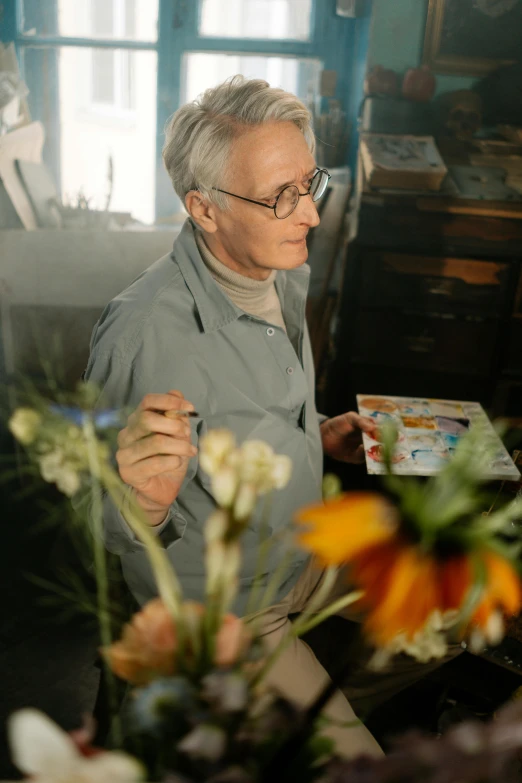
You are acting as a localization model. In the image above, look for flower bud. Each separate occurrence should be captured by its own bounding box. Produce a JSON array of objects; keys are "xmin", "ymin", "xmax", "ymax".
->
[
  {"xmin": 199, "ymin": 430, "xmax": 236, "ymax": 476},
  {"xmin": 233, "ymin": 482, "xmax": 258, "ymax": 521},
  {"xmin": 211, "ymin": 466, "xmax": 239, "ymax": 508},
  {"xmin": 8, "ymin": 408, "xmax": 42, "ymax": 446},
  {"xmin": 206, "ymin": 541, "xmax": 226, "ymax": 593},
  {"xmin": 271, "ymin": 455, "xmax": 292, "ymax": 490},
  {"xmin": 204, "ymin": 510, "xmax": 229, "ymax": 544}
]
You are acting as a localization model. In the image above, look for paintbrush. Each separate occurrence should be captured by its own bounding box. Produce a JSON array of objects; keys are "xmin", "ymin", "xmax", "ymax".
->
[{"xmin": 164, "ymin": 409, "xmax": 199, "ymax": 418}]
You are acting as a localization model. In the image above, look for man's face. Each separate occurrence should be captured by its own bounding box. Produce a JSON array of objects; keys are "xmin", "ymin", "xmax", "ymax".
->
[{"xmin": 203, "ymin": 121, "xmax": 321, "ymax": 279}]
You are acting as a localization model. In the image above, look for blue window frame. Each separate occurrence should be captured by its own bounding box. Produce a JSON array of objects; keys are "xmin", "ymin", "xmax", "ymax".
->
[{"xmin": 4, "ymin": 0, "xmax": 361, "ymax": 222}]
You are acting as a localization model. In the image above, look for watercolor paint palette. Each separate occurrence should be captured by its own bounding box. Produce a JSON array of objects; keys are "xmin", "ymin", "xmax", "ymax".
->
[{"xmin": 357, "ymin": 395, "xmax": 520, "ymax": 480}]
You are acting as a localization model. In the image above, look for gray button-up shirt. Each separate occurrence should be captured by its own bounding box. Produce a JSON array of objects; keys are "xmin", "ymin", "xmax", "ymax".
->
[{"xmin": 85, "ymin": 219, "xmax": 324, "ymax": 614}]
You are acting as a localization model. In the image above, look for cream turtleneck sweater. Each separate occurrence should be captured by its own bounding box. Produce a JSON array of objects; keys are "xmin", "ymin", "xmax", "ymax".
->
[{"xmin": 195, "ymin": 231, "xmax": 287, "ymax": 333}]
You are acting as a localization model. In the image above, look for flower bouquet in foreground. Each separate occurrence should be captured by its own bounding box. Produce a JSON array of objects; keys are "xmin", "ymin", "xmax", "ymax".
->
[{"xmin": 6, "ymin": 385, "xmax": 522, "ymax": 782}]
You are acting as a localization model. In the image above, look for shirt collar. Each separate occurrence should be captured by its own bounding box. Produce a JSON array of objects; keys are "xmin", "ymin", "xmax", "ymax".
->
[{"xmin": 172, "ymin": 218, "xmax": 310, "ymax": 334}]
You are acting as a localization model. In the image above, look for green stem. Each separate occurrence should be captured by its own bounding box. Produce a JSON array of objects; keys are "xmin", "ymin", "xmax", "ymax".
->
[
  {"xmin": 255, "ymin": 546, "xmax": 295, "ymax": 616},
  {"xmin": 251, "ymin": 568, "xmax": 361, "ymax": 688},
  {"xmin": 82, "ymin": 417, "xmax": 122, "ymax": 747},
  {"xmin": 100, "ymin": 466, "xmax": 183, "ymax": 623},
  {"xmin": 290, "ymin": 591, "xmax": 364, "ymax": 637},
  {"xmin": 244, "ymin": 494, "xmax": 274, "ymax": 617}
]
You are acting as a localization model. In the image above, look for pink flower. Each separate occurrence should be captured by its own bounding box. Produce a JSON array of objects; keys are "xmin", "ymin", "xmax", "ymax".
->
[
  {"xmin": 215, "ymin": 614, "xmax": 251, "ymax": 667},
  {"xmin": 104, "ymin": 598, "xmax": 177, "ymax": 685}
]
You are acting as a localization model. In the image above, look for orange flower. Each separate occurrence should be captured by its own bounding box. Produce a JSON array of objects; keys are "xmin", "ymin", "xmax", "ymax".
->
[
  {"xmin": 467, "ymin": 550, "xmax": 521, "ymax": 644},
  {"xmin": 104, "ymin": 598, "xmax": 178, "ymax": 685},
  {"xmin": 296, "ymin": 493, "xmax": 397, "ymax": 566},
  {"xmin": 351, "ymin": 539, "xmax": 443, "ymax": 646},
  {"xmin": 296, "ymin": 493, "xmax": 522, "ymax": 658}
]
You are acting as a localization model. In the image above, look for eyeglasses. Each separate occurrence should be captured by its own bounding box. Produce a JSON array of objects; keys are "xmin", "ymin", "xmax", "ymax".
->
[{"xmin": 212, "ymin": 168, "xmax": 331, "ymax": 220}]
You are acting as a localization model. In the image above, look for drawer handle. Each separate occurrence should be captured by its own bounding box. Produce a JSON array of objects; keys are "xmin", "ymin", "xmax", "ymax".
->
[{"xmin": 427, "ymin": 286, "xmax": 451, "ymax": 297}]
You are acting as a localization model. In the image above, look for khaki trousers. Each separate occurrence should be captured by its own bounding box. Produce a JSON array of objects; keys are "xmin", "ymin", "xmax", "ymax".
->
[
  {"xmin": 245, "ymin": 558, "xmax": 384, "ymax": 759},
  {"xmin": 246, "ymin": 558, "xmax": 463, "ymax": 759}
]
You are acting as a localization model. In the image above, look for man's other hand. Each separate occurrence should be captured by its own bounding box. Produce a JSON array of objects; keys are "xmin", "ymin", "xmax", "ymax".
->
[{"xmin": 320, "ymin": 412, "xmax": 377, "ymax": 464}]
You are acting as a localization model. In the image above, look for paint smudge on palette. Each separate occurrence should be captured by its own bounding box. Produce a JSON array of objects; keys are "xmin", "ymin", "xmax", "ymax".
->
[
  {"xmin": 366, "ymin": 428, "xmax": 406, "ymax": 445},
  {"xmin": 430, "ymin": 400, "xmax": 465, "ymax": 419},
  {"xmin": 359, "ymin": 397, "xmax": 398, "ymax": 413},
  {"xmin": 397, "ymin": 399, "xmax": 431, "ymax": 417},
  {"xmin": 367, "ymin": 444, "xmax": 410, "ymax": 464},
  {"xmin": 435, "ymin": 416, "xmax": 470, "ymax": 435},
  {"xmin": 366, "ymin": 410, "xmax": 401, "ymax": 426},
  {"xmin": 411, "ymin": 448, "xmax": 449, "ymax": 469},
  {"xmin": 407, "ymin": 432, "xmax": 445, "ymax": 450},
  {"xmin": 441, "ymin": 432, "xmax": 459, "ymax": 450},
  {"xmin": 401, "ymin": 415, "xmax": 437, "ymax": 431}
]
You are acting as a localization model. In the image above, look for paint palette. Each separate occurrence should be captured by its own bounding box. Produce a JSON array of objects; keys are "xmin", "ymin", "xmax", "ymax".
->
[{"xmin": 357, "ymin": 395, "xmax": 520, "ymax": 480}]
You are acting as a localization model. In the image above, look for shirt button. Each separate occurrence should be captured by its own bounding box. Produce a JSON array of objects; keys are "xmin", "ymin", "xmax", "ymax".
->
[
  {"xmin": 266, "ymin": 327, "xmax": 275, "ymax": 336},
  {"xmin": 286, "ymin": 367, "xmax": 294, "ymax": 375}
]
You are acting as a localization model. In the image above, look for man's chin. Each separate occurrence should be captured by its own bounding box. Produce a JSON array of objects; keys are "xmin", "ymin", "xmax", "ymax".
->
[{"xmin": 279, "ymin": 242, "xmax": 309, "ymax": 268}]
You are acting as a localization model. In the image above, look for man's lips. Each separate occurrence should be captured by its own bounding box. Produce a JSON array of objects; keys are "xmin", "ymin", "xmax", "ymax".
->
[{"xmin": 286, "ymin": 236, "xmax": 308, "ymax": 244}]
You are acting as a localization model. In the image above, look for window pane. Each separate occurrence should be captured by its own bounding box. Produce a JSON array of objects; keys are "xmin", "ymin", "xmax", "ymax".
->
[
  {"xmin": 22, "ymin": 46, "xmax": 157, "ymax": 224},
  {"xmin": 183, "ymin": 53, "xmax": 321, "ymax": 104},
  {"xmin": 199, "ymin": 0, "xmax": 312, "ymax": 40},
  {"xmin": 92, "ymin": 50, "xmax": 115, "ymax": 103},
  {"xmin": 20, "ymin": 0, "xmax": 158, "ymax": 42}
]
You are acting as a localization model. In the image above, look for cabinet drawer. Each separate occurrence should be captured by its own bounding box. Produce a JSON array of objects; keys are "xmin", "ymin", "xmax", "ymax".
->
[
  {"xmin": 351, "ymin": 309, "xmax": 498, "ymax": 376},
  {"xmin": 359, "ymin": 252, "xmax": 509, "ymax": 316}
]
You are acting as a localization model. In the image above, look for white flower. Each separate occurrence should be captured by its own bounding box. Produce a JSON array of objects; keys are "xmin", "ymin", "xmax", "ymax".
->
[
  {"xmin": 39, "ymin": 451, "xmax": 63, "ymax": 482},
  {"xmin": 199, "ymin": 430, "xmax": 236, "ymax": 476},
  {"xmin": 204, "ymin": 509, "xmax": 229, "ymax": 543},
  {"xmin": 211, "ymin": 466, "xmax": 239, "ymax": 508},
  {"xmin": 369, "ymin": 609, "xmax": 459, "ymax": 669},
  {"xmin": 6, "ymin": 708, "xmax": 143, "ymax": 783},
  {"xmin": 55, "ymin": 469, "xmax": 82, "ymax": 497},
  {"xmin": 233, "ymin": 482, "xmax": 258, "ymax": 521},
  {"xmin": 8, "ymin": 408, "xmax": 42, "ymax": 446},
  {"xmin": 271, "ymin": 455, "xmax": 292, "ymax": 490},
  {"xmin": 239, "ymin": 440, "xmax": 276, "ymax": 493},
  {"xmin": 485, "ymin": 610, "xmax": 504, "ymax": 646},
  {"xmin": 238, "ymin": 441, "xmax": 292, "ymax": 494},
  {"xmin": 38, "ymin": 451, "xmax": 81, "ymax": 497}
]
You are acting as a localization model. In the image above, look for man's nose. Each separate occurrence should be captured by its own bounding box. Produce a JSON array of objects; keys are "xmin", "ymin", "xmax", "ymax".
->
[{"xmin": 296, "ymin": 193, "xmax": 320, "ymax": 227}]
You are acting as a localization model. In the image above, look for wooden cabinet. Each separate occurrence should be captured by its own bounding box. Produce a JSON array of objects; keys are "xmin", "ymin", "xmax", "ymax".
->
[{"xmin": 326, "ymin": 187, "xmax": 522, "ymax": 417}]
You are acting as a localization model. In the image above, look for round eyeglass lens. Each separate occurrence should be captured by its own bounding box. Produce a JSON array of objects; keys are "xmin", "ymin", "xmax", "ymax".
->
[
  {"xmin": 275, "ymin": 185, "xmax": 300, "ymax": 219},
  {"xmin": 310, "ymin": 170, "xmax": 329, "ymax": 201}
]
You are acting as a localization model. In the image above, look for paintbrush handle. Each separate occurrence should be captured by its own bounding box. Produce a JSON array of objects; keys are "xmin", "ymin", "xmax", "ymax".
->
[{"xmin": 164, "ymin": 409, "xmax": 199, "ymax": 418}]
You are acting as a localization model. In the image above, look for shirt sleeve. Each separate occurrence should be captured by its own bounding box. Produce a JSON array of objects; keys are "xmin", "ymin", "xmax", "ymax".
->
[{"xmin": 81, "ymin": 342, "xmax": 196, "ymax": 556}]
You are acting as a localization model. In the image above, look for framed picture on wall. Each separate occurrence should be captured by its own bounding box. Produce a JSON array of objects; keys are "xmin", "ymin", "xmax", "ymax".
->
[{"xmin": 423, "ymin": 0, "xmax": 522, "ymax": 76}]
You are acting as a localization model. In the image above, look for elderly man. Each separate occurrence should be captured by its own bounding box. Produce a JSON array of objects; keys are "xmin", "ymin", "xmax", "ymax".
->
[{"xmin": 85, "ymin": 75, "xmax": 381, "ymax": 757}]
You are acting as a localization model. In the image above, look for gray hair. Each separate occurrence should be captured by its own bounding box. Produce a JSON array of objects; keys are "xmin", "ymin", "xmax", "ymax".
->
[{"xmin": 162, "ymin": 75, "xmax": 315, "ymax": 210}]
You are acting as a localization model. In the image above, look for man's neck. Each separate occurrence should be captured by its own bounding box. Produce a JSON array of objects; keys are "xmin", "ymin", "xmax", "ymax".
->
[{"xmin": 202, "ymin": 233, "xmax": 273, "ymax": 282}]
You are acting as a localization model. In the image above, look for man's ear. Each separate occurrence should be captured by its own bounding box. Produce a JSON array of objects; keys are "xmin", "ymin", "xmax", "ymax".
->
[{"xmin": 185, "ymin": 191, "xmax": 218, "ymax": 233}]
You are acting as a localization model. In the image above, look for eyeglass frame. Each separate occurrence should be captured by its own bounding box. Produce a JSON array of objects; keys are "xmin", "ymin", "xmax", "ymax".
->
[{"xmin": 209, "ymin": 168, "xmax": 331, "ymax": 220}]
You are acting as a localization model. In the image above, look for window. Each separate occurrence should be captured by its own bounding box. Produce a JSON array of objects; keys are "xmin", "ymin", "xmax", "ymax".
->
[
  {"xmin": 183, "ymin": 52, "xmax": 321, "ymax": 105},
  {"xmin": 15, "ymin": 0, "xmax": 355, "ymax": 222},
  {"xmin": 90, "ymin": 0, "xmax": 136, "ymax": 111},
  {"xmin": 199, "ymin": 0, "xmax": 313, "ymax": 41},
  {"xmin": 17, "ymin": 0, "xmax": 158, "ymax": 224}
]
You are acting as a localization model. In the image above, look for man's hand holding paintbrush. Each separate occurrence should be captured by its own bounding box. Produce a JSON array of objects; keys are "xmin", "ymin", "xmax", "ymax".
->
[{"xmin": 116, "ymin": 390, "xmax": 198, "ymax": 527}]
